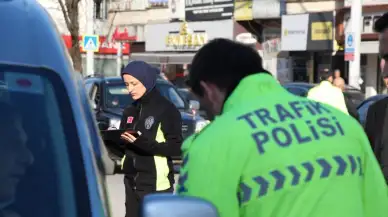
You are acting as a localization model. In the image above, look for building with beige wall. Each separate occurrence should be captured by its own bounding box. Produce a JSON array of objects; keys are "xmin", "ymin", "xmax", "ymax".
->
[{"xmin": 286, "ymin": 0, "xmax": 343, "ymax": 14}]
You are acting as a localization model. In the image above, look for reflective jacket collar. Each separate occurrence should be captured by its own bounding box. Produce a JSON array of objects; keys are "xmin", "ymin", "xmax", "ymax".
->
[
  {"xmin": 222, "ymin": 73, "xmax": 284, "ymax": 113},
  {"xmin": 318, "ymin": 80, "xmax": 333, "ymax": 88}
]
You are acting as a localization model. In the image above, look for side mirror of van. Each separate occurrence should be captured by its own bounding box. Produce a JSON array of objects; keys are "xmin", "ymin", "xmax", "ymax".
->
[
  {"xmin": 141, "ymin": 194, "xmax": 219, "ymax": 217},
  {"xmin": 91, "ymin": 101, "xmax": 97, "ymax": 110}
]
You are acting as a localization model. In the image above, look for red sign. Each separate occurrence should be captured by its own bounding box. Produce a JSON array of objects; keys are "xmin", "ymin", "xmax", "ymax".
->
[
  {"xmin": 62, "ymin": 35, "xmax": 131, "ymax": 54},
  {"xmin": 112, "ymin": 27, "xmax": 137, "ymax": 42},
  {"xmin": 344, "ymin": 52, "xmax": 354, "ymax": 61}
]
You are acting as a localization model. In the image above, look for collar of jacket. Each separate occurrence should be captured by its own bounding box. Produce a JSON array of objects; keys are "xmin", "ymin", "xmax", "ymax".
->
[
  {"xmin": 134, "ymin": 88, "xmax": 160, "ymax": 106},
  {"xmin": 222, "ymin": 73, "xmax": 284, "ymax": 113},
  {"xmin": 318, "ymin": 80, "xmax": 333, "ymax": 87}
]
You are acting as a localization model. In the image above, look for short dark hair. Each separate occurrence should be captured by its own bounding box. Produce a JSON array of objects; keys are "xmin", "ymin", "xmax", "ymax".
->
[
  {"xmin": 186, "ymin": 38, "xmax": 269, "ymax": 97},
  {"xmin": 320, "ymin": 69, "xmax": 333, "ymax": 81},
  {"xmin": 374, "ymin": 12, "xmax": 388, "ymax": 33}
]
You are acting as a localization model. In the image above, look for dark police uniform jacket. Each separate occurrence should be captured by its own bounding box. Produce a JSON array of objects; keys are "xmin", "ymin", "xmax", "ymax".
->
[{"xmin": 119, "ymin": 88, "xmax": 182, "ymax": 191}]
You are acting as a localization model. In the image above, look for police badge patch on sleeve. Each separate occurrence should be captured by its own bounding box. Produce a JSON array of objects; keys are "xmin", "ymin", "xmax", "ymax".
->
[{"xmin": 145, "ymin": 116, "xmax": 155, "ymax": 130}]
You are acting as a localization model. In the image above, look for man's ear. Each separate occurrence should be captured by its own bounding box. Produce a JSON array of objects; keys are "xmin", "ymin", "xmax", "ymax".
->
[{"xmin": 199, "ymin": 81, "xmax": 213, "ymax": 98}]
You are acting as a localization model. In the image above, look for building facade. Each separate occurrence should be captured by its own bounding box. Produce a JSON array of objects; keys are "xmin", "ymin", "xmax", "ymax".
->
[
  {"xmin": 337, "ymin": 0, "xmax": 388, "ymax": 96},
  {"xmin": 233, "ymin": 0, "xmax": 290, "ymax": 82},
  {"xmin": 38, "ymin": 0, "xmax": 129, "ymax": 74}
]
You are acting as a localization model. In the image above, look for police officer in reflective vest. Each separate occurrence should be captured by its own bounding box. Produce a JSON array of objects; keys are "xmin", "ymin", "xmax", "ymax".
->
[
  {"xmin": 119, "ymin": 61, "xmax": 182, "ymax": 217},
  {"xmin": 177, "ymin": 39, "xmax": 388, "ymax": 217}
]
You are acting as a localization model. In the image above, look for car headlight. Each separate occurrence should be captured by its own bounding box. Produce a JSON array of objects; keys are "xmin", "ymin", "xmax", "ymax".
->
[
  {"xmin": 108, "ymin": 118, "xmax": 121, "ymax": 130},
  {"xmin": 195, "ymin": 120, "xmax": 210, "ymax": 133}
]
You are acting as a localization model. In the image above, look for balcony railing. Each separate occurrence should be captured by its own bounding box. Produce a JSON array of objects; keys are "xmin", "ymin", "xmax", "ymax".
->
[{"xmin": 108, "ymin": 1, "xmax": 131, "ymax": 12}]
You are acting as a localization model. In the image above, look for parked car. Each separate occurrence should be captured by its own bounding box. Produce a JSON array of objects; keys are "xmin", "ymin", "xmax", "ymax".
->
[
  {"xmin": 177, "ymin": 88, "xmax": 209, "ymax": 119},
  {"xmin": 357, "ymin": 94, "xmax": 388, "ymax": 126},
  {"xmin": 84, "ymin": 75, "xmax": 209, "ymax": 161},
  {"xmin": 283, "ymin": 82, "xmax": 365, "ymax": 107}
]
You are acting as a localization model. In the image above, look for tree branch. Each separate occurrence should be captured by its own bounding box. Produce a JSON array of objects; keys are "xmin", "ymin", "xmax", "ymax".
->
[{"xmin": 58, "ymin": 0, "xmax": 72, "ymax": 31}]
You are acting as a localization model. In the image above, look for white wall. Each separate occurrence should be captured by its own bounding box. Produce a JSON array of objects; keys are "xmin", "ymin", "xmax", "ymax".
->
[
  {"xmin": 107, "ymin": 0, "xmax": 171, "ymax": 41},
  {"xmin": 286, "ymin": 1, "xmax": 338, "ymax": 14},
  {"xmin": 365, "ymin": 54, "xmax": 378, "ymax": 97},
  {"xmin": 111, "ymin": 8, "xmax": 170, "ymax": 26},
  {"xmin": 38, "ymin": 0, "xmax": 108, "ymax": 35}
]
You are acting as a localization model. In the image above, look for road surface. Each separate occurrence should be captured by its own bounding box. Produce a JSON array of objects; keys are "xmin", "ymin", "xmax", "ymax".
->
[{"xmin": 106, "ymin": 174, "xmax": 179, "ymax": 217}]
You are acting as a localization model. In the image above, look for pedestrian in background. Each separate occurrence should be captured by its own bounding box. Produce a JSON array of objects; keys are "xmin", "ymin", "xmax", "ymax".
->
[
  {"xmin": 307, "ymin": 69, "xmax": 349, "ymax": 115},
  {"xmin": 364, "ymin": 12, "xmax": 388, "ymax": 183},
  {"xmin": 333, "ymin": 78, "xmax": 359, "ymax": 121},
  {"xmin": 119, "ymin": 61, "xmax": 182, "ymax": 217},
  {"xmin": 333, "ymin": 69, "xmax": 345, "ymax": 85}
]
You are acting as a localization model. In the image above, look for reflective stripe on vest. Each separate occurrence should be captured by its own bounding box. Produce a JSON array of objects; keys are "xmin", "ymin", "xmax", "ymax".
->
[
  {"xmin": 154, "ymin": 124, "xmax": 171, "ymax": 191},
  {"xmin": 120, "ymin": 124, "xmax": 171, "ymax": 191}
]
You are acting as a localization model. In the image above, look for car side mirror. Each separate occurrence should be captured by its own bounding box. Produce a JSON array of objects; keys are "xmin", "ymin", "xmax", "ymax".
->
[
  {"xmin": 189, "ymin": 100, "xmax": 200, "ymax": 110},
  {"xmin": 141, "ymin": 194, "xmax": 219, "ymax": 217}
]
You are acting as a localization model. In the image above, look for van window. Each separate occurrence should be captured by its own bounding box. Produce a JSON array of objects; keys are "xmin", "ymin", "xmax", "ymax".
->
[{"xmin": 0, "ymin": 65, "xmax": 90, "ymax": 217}]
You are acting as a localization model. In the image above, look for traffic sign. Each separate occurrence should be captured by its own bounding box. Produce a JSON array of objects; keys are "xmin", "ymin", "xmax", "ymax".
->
[
  {"xmin": 344, "ymin": 32, "xmax": 355, "ymax": 61},
  {"xmin": 82, "ymin": 35, "xmax": 99, "ymax": 52}
]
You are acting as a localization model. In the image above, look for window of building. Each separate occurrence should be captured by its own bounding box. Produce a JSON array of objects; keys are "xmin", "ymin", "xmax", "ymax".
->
[{"xmin": 94, "ymin": 0, "xmax": 108, "ymax": 19}]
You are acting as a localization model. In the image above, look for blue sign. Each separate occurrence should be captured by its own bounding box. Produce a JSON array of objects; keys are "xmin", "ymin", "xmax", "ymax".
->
[
  {"xmin": 346, "ymin": 35, "xmax": 353, "ymax": 47},
  {"xmin": 82, "ymin": 35, "xmax": 99, "ymax": 52},
  {"xmin": 345, "ymin": 32, "xmax": 355, "ymax": 61}
]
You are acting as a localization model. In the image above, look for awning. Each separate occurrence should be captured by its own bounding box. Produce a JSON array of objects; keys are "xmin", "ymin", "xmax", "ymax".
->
[{"xmin": 130, "ymin": 52, "xmax": 195, "ymax": 64}]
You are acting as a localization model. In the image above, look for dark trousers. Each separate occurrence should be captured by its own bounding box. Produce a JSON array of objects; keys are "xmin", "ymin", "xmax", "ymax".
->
[{"xmin": 124, "ymin": 176, "xmax": 173, "ymax": 217}]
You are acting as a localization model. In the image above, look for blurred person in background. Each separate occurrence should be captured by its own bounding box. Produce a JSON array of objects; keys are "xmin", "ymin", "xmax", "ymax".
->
[
  {"xmin": 333, "ymin": 69, "xmax": 345, "ymax": 85},
  {"xmin": 364, "ymin": 12, "xmax": 388, "ymax": 182},
  {"xmin": 307, "ymin": 69, "xmax": 349, "ymax": 115},
  {"xmin": 333, "ymin": 78, "xmax": 359, "ymax": 121}
]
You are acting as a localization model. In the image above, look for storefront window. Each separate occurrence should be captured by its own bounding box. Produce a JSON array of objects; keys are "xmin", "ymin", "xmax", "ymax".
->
[{"xmin": 291, "ymin": 53, "xmax": 310, "ymax": 82}]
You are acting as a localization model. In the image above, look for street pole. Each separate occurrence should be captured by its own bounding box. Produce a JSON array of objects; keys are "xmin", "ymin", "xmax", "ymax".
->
[
  {"xmin": 117, "ymin": 42, "xmax": 122, "ymax": 76},
  {"xmin": 86, "ymin": 0, "xmax": 95, "ymax": 76},
  {"xmin": 348, "ymin": 0, "xmax": 362, "ymax": 89}
]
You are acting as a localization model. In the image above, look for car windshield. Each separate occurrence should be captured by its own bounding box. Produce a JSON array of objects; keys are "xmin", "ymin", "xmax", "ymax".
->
[
  {"xmin": 105, "ymin": 82, "xmax": 186, "ymax": 109},
  {"xmin": 0, "ymin": 65, "xmax": 89, "ymax": 217}
]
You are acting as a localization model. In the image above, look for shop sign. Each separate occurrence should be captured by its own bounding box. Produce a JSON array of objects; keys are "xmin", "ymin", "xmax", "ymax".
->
[
  {"xmin": 306, "ymin": 12, "xmax": 334, "ymax": 51},
  {"xmin": 252, "ymin": 0, "xmax": 286, "ymax": 19},
  {"xmin": 281, "ymin": 14, "xmax": 309, "ymax": 51},
  {"xmin": 235, "ymin": 33, "xmax": 256, "ymax": 44},
  {"xmin": 185, "ymin": 0, "xmax": 234, "ymax": 21},
  {"xmin": 234, "ymin": 0, "xmax": 253, "ymax": 21},
  {"xmin": 311, "ymin": 21, "xmax": 333, "ymax": 41},
  {"xmin": 62, "ymin": 35, "xmax": 131, "ymax": 54},
  {"xmin": 165, "ymin": 22, "xmax": 208, "ymax": 49},
  {"xmin": 345, "ymin": 0, "xmax": 388, "ymax": 7}
]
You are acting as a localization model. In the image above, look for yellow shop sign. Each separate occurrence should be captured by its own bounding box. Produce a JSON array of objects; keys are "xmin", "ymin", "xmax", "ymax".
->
[{"xmin": 165, "ymin": 22, "xmax": 208, "ymax": 49}]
